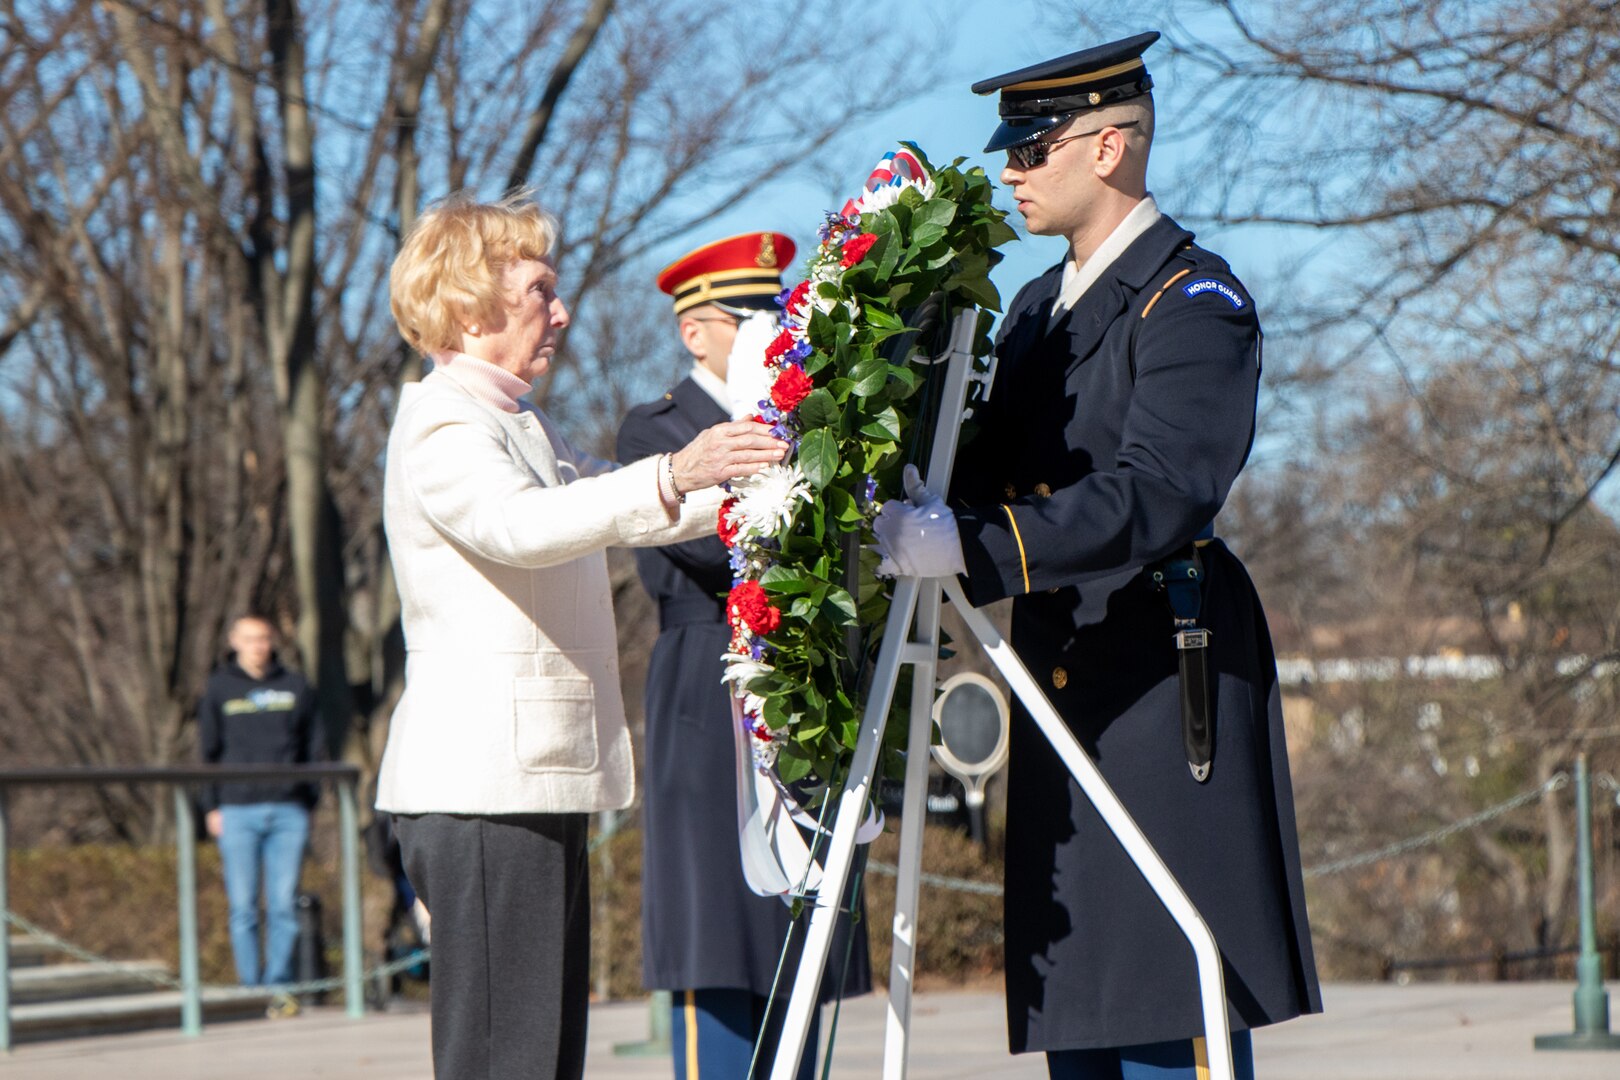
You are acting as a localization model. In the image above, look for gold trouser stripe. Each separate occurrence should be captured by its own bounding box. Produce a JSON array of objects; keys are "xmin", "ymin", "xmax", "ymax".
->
[
  {"xmin": 1141, "ymin": 268, "xmax": 1194, "ymax": 319},
  {"xmin": 1005, "ymin": 58, "xmax": 1144, "ymax": 93},
  {"xmin": 1193, "ymin": 1035, "xmax": 1210, "ymax": 1080},
  {"xmin": 683, "ymin": 990, "xmax": 703, "ymax": 1080},
  {"xmin": 1001, "ymin": 504, "xmax": 1031, "ymax": 594}
]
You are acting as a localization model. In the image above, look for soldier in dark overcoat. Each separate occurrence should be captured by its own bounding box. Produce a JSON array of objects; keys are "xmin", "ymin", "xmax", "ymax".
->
[
  {"xmin": 619, "ymin": 233, "xmax": 870, "ymax": 1080},
  {"xmin": 874, "ymin": 32, "xmax": 1321, "ymax": 1080}
]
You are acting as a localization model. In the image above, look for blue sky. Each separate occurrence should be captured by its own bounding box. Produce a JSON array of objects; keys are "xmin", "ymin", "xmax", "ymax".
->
[{"xmin": 639, "ymin": 1, "xmax": 1310, "ymax": 317}]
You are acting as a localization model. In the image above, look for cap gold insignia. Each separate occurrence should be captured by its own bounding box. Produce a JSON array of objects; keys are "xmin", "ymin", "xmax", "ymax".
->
[
  {"xmin": 1088, "ymin": 91, "xmax": 1101, "ymax": 105},
  {"xmin": 756, "ymin": 234, "xmax": 777, "ymax": 269}
]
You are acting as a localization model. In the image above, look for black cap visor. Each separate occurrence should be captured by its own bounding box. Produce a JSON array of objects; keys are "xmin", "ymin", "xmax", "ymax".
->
[
  {"xmin": 983, "ymin": 113, "xmax": 1072, "ymax": 154},
  {"xmin": 713, "ymin": 295, "xmax": 780, "ymax": 317}
]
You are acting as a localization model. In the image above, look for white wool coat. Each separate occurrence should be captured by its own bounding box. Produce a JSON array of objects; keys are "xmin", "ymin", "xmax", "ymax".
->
[{"xmin": 375, "ymin": 371, "xmax": 720, "ymax": 814}]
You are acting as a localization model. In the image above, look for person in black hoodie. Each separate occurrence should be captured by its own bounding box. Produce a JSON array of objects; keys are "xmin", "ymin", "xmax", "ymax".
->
[{"xmin": 197, "ymin": 615, "xmax": 324, "ymax": 989}]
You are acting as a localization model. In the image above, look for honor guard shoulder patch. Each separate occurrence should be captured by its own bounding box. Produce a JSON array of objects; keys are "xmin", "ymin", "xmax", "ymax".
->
[{"xmin": 1181, "ymin": 278, "xmax": 1246, "ymax": 309}]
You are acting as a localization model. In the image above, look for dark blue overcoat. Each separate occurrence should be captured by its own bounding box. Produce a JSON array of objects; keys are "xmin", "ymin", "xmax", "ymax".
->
[
  {"xmin": 618, "ymin": 377, "xmax": 870, "ymax": 1001},
  {"xmin": 951, "ymin": 215, "xmax": 1322, "ymax": 1053}
]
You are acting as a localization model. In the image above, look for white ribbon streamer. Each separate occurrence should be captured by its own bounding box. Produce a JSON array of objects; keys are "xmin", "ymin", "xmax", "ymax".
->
[{"xmin": 731, "ymin": 693, "xmax": 883, "ymax": 901}]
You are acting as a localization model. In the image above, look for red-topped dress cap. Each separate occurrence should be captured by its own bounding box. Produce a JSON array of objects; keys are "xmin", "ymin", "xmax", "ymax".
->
[{"xmin": 656, "ymin": 231, "xmax": 798, "ymax": 316}]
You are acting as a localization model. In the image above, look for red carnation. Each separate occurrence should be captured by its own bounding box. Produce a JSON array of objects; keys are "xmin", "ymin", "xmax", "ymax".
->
[
  {"xmin": 765, "ymin": 329, "xmax": 796, "ymax": 366},
  {"xmin": 717, "ymin": 496, "xmax": 740, "ymax": 546},
  {"xmin": 770, "ymin": 365, "xmax": 814, "ymax": 412},
  {"xmin": 784, "ymin": 280, "xmax": 812, "ymax": 317},
  {"xmin": 727, "ymin": 580, "xmax": 781, "ymax": 636},
  {"xmin": 840, "ymin": 232, "xmax": 878, "ymax": 268}
]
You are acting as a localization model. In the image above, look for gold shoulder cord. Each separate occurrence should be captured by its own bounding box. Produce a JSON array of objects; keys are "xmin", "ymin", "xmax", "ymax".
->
[{"xmin": 1140, "ymin": 267, "xmax": 1193, "ymax": 320}]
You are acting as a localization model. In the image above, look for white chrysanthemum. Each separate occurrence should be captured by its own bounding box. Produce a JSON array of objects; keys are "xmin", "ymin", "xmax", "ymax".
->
[
  {"xmin": 808, "ymin": 258, "xmax": 843, "ymax": 288},
  {"xmin": 731, "ymin": 462, "xmax": 812, "ymax": 539},
  {"xmin": 751, "ymin": 737, "xmax": 781, "ymax": 769},
  {"xmin": 722, "ymin": 654, "xmax": 774, "ymax": 689},
  {"xmin": 851, "ymin": 176, "xmax": 936, "ymax": 216}
]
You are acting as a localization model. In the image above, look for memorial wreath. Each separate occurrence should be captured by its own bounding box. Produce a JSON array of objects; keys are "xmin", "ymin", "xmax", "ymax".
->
[{"xmin": 720, "ymin": 144, "xmax": 1014, "ymax": 800}]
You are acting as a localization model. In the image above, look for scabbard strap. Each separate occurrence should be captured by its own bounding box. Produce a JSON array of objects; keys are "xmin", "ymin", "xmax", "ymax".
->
[{"xmin": 1154, "ymin": 544, "xmax": 1214, "ymax": 783}]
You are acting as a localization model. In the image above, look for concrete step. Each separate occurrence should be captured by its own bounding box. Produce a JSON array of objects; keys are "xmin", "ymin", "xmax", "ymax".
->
[
  {"xmin": 10, "ymin": 986, "xmax": 277, "ymax": 1042},
  {"xmin": 10, "ymin": 961, "xmax": 175, "ymax": 1004},
  {"xmin": 8, "ymin": 933, "xmax": 55, "ymax": 968}
]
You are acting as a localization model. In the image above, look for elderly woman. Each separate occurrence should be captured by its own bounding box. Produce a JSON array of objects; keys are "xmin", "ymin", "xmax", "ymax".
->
[{"xmin": 376, "ymin": 192, "xmax": 785, "ymax": 1080}]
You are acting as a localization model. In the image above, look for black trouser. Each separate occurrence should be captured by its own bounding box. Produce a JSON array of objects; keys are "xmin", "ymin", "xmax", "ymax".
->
[{"xmin": 396, "ymin": 812, "xmax": 590, "ymax": 1080}]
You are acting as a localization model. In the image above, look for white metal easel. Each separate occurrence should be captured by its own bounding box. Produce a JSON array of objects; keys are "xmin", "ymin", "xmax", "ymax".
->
[{"xmin": 766, "ymin": 310, "xmax": 1236, "ymax": 1080}]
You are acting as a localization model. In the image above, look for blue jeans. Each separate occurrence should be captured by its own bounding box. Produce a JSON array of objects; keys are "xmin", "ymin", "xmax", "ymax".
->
[
  {"xmin": 1047, "ymin": 1031, "xmax": 1255, "ymax": 1080},
  {"xmin": 218, "ymin": 802, "xmax": 310, "ymax": 986}
]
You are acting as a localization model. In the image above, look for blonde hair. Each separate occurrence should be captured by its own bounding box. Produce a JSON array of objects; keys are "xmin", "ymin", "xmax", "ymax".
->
[{"xmin": 389, "ymin": 190, "xmax": 560, "ymax": 355}]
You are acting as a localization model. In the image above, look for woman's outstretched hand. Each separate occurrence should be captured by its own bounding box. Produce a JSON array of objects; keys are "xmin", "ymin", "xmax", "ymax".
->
[{"xmin": 672, "ymin": 420, "xmax": 789, "ymax": 492}]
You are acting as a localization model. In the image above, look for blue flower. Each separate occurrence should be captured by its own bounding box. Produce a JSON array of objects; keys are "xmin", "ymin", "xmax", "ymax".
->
[{"xmin": 862, "ymin": 474, "xmax": 878, "ymax": 504}]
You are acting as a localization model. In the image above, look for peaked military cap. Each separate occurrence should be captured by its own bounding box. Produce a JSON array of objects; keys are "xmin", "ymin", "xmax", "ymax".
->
[
  {"xmin": 972, "ymin": 31, "xmax": 1159, "ymax": 153},
  {"xmin": 657, "ymin": 232, "xmax": 797, "ymax": 317}
]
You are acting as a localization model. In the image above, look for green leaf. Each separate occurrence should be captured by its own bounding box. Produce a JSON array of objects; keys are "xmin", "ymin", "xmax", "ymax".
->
[
  {"xmin": 796, "ymin": 387, "xmax": 839, "ymax": 430},
  {"xmin": 808, "ymin": 310, "xmax": 837, "ymax": 351},
  {"xmin": 825, "ymin": 484, "xmax": 860, "ymax": 526},
  {"xmin": 822, "ymin": 587, "xmax": 859, "ymax": 626},
  {"xmin": 802, "ymin": 348, "xmax": 833, "ymax": 377},
  {"xmin": 761, "ymin": 567, "xmax": 814, "ymax": 594},
  {"xmin": 859, "ymin": 405, "xmax": 901, "ymax": 441},
  {"xmin": 914, "ymin": 198, "xmax": 957, "ymax": 229},
  {"xmin": 799, "ymin": 429, "xmax": 840, "ymax": 490},
  {"xmin": 776, "ymin": 752, "xmax": 812, "ymax": 784},
  {"xmin": 849, "ymin": 357, "xmax": 889, "ymax": 397},
  {"xmin": 986, "ymin": 218, "xmax": 1019, "ymax": 247},
  {"xmin": 827, "ymin": 377, "xmax": 855, "ymax": 403},
  {"xmin": 910, "ymin": 222, "xmax": 947, "ymax": 248},
  {"xmin": 951, "ymin": 274, "xmax": 1001, "ymax": 311},
  {"xmin": 829, "ymin": 485, "xmax": 867, "ymax": 526}
]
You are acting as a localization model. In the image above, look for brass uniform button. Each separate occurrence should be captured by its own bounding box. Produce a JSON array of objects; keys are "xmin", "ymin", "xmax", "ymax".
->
[
  {"xmin": 1034, "ymin": 482, "xmax": 1052, "ymax": 498},
  {"xmin": 1004, "ymin": 482, "xmax": 1017, "ymax": 500},
  {"xmin": 1048, "ymin": 587, "xmax": 1060, "ymax": 594},
  {"xmin": 1052, "ymin": 666, "xmax": 1068, "ymax": 689}
]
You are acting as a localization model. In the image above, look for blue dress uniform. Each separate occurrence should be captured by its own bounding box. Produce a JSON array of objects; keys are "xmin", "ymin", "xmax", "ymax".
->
[
  {"xmin": 620, "ymin": 233, "xmax": 870, "ymax": 1080},
  {"xmin": 952, "ymin": 33, "xmax": 1322, "ymax": 1065}
]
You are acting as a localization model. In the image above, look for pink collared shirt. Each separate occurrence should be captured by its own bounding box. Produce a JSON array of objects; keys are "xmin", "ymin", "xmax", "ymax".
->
[
  {"xmin": 429, "ymin": 351, "xmax": 533, "ymax": 413},
  {"xmin": 430, "ymin": 350, "xmax": 683, "ymax": 514}
]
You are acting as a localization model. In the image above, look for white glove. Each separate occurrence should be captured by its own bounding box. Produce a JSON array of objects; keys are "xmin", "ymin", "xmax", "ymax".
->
[
  {"xmin": 725, "ymin": 311, "xmax": 781, "ymax": 420},
  {"xmin": 872, "ymin": 464, "xmax": 966, "ymax": 579}
]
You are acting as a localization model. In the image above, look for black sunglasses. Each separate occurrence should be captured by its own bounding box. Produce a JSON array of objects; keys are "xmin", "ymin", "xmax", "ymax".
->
[{"xmin": 1006, "ymin": 120, "xmax": 1140, "ymax": 170}]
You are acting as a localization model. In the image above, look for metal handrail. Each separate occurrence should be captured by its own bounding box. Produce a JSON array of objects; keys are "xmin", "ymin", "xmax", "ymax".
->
[
  {"xmin": 0, "ymin": 764, "xmax": 362, "ymax": 785},
  {"xmin": 0, "ymin": 762, "xmax": 365, "ymax": 1050}
]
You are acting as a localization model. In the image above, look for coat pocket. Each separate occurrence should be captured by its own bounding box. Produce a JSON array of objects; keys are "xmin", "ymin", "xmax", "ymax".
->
[{"xmin": 512, "ymin": 676, "xmax": 600, "ymax": 773}]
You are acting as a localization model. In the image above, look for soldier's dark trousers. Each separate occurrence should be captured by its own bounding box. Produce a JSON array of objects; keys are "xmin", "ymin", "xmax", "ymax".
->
[
  {"xmin": 669, "ymin": 987, "xmax": 821, "ymax": 1080},
  {"xmin": 1045, "ymin": 1030, "xmax": 1254, "ymax": 1080},
  {"xmin": 397, "ymin": 812, "xmax": 590, "ymax": 1080}
]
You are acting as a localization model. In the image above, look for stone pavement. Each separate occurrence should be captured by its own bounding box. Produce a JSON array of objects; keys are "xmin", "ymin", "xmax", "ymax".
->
[{"xmin": 2, "ymin": 983, "xmax": 1616, "ymax": 1078}]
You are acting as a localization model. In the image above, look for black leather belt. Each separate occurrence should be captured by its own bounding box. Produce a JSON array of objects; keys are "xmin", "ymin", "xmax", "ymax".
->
[{"xmin": 658, "ymin": 596, "xmax": 724, "ymax": 630}]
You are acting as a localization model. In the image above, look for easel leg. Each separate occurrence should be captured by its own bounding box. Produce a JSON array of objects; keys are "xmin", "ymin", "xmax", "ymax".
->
[
  {"xmin": 883, "ymin": 580, "xmax": 942, "ymax": 1080},
  {"xmin": 940, "ymin": 577, "xmax": 1236, "ymax": 1080},
  {"xmin": 768, "ymin": 577, "xmax": 922, "ymax": 1080}
]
